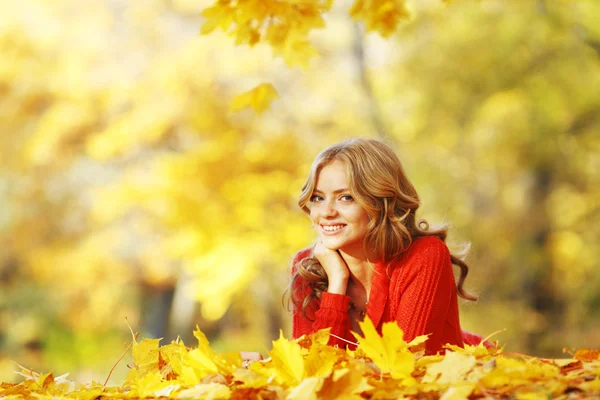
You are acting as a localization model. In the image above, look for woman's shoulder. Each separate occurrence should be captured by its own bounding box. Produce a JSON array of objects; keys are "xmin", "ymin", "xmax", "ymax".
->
[
  {"xmin": 397, "ymin": 235, "xmax": 450, "ymax": 266},
  {"xmin": 388, "ymin": 236, "xmax": 451, "ymax": 280},
  {"xmin": 409, "ymin": 235, "xmax": 449, "ymax": 254}
]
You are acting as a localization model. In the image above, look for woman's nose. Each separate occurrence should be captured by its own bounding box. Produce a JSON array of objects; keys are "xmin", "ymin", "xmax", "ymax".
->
[{"xmin": 322, "ymin": 201, "xmax": 338, "ymax": 217}]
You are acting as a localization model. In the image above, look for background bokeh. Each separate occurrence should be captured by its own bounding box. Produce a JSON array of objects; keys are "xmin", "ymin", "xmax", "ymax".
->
[{"xmin": 1, "ymin": 0, "xmax": 599, "ymax": 384}]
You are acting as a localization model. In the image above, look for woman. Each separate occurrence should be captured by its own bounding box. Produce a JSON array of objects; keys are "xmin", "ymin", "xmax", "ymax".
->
[{"xmin": 290, "ymin": 138, "xmax": 486, "ymax": 355}]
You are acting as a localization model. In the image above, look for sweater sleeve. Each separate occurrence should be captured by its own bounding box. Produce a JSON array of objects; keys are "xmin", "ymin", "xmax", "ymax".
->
[
  {"xmin": 391, "ymin": 237, "xmax": 457, "ymax": 354},
  {"xmin": 290, "ymin": 250, "xmax": 352, "ymax": 348}
]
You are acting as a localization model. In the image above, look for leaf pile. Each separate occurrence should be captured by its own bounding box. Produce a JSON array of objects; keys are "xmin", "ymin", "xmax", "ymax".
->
[{"xmin": 1, "ymin": 318, "xmax": 599, "ymax": 399}]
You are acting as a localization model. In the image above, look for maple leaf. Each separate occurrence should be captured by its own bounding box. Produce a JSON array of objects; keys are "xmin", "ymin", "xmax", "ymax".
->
[
  {"xmin": 445, "ymin": 340, "xmax": 502, "ymax": 359},
  {"xmin": 407, "ymin": 334, "xmax": 430, "ymax": 351},
  {"xmin": 317, "ymin": 367, "xmax": 372, "ymax": 400},
  {"xmin": 177, "ymin": 382, "xmax": 232, "ymax": 399},
  {"xmin": 232, "ymin": 368, "xmax": 271, "ymax": 389},
  {"xmin": 439, "ymin": 383, "xmax": 476, "ymax": 400},
  {"xmin": 286, "ymin": 376, "xmax": 324, "ymax": 400},
  {"xmin": 230, "ymin": 83, "xmax": 279, "ymax": 114},
  {"xmin": 480, "ymin": 356, "xmax": 560, "ymax": 391},
  {"xmin": 131, "ymin": 370, "xmax": 177, "ymax": 398},
  {"xmin": 159, "ymin": 341, "xmax": 189, "ymax": 380},
  {"xmin": 3, "ymin": 326, "xmax": 600, "ymax": 399},
  {"xmin": 295, "ymin": 328, "xmax": 331, "ymax": 349},
  {"xmin": 132, "ymin": 338, "xmax": 162, "ymax": 373},
  {"xmin": 423, "ymin": 351, "xmax": 477, "ymax": 384},
  {"xmin": 213, "ymin": 352, "xmax": 244, "ymax": 375},
  {"xmin": 273, "ymin": 35, "xmax": 318, "ymax": 68},
  {"xmin": 177, "ymin": 327, "xmax": 221, "ymax": 384},
  {"xmin": 352, "ymin": 317, "xmax": 416, "ymax": 383},
  {"xmin": 349, "ymin": 0, "xmax": 411, "ymax": 37},
  {"xmin": 200, "ymin": 2, "xmax": 234, "ymax": 35},
  {"xmin": 573, "ymin": 349, "xmax": 600, "ymax": 362},
  {"xmin": 269, "ymin": 330, "xmax": 305, "ymax": 386},
  {"xmin": 303, "ymin": 329, "xmax": 340, "ymax": 378}
]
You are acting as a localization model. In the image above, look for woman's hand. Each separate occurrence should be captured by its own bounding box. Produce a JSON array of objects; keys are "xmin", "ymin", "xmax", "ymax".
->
[{"xmin": 313, "ymin": 240, "xmax": 349, "ymax": 295}]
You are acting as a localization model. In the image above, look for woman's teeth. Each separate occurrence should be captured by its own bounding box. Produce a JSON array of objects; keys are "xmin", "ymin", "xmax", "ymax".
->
[{"xmin": 322, "ymin": 225, "xmax": 344, "ymax": 232}]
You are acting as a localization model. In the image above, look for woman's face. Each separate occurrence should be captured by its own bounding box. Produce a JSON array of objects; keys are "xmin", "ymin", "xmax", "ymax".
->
[{"xmin": 309, "ymin": 160, "xmax": 370, "ymax": 257}]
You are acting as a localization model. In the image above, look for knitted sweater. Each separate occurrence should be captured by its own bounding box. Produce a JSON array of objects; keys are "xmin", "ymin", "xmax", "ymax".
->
[{"xmin": 292, "ymin": 236, "xmax": 472, "ymax": 355}]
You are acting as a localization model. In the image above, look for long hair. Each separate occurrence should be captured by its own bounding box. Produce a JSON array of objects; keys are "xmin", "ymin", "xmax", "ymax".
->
[{"xmin": 290, "ymin": 138, "xmax": 477, "ymax": 318}]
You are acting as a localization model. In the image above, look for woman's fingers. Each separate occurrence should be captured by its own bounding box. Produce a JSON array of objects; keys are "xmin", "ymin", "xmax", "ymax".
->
[{"xmin": 313, "ymin": 241, "xmax": 349, "ymax": 294}]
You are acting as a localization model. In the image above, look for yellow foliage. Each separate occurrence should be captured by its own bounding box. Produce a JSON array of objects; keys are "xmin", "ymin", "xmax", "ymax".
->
[
  {"xmin": 2, "ymin": 0, "xmax": 600, "ymax": 381},
  {"xmin": 2, "ymin": 325, "xmax": 599, "ymax": 398},
  {"xmin": 177, "ymin": 383, "xmax": 231, "ymax": 399},
  {"xmin": 269, "ymin": 330, "xmax": 306, "ymax": 386},
  {"xmin": 201, "ymin": 0, "xmax": 331, "ymax": 68},
  {"xmin": 422, "ymin": 351, "xmax": 477, "ymax": 384},
  {"xmin": 286, "ymin": 376, "xmax": 323, "ymax": 400},
  {"xmin": 352, "ymin": 317, "xmax": 417, "ymax": 383},
  {"xmin": 132, "ymin": 338, "xmax": 162, "ymax": 373},
  {"xmin": 186, "ymin": 240, "xmax": 262, "ymax": 320},
  {"xmin": 230, "ymin": 83, "xmax": 279, "ymax": 113},
  {"xmin": 349, "ymin": 0, "xmax": 411, "ymax": 37}
]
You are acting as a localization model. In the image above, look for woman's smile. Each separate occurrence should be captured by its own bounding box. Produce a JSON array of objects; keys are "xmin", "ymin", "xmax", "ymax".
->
[{"xmin": 320, "ymin": 223, "xmax": 347, "ymax": 234}]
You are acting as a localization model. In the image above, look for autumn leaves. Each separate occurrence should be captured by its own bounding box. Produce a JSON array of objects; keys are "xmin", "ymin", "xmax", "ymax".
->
[
  {"xmin": 201, "ymin": 0, "xmax": 413, "ymax": 114},
  {"xmin": 3, "ymin": 318, "xmax": 599, "ymax": 398}
]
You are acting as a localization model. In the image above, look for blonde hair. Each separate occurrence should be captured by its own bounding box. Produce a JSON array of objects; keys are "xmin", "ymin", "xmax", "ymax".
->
[{"xmin": 291, "ymin": 138, "xmax": 477, "ymax": 317}]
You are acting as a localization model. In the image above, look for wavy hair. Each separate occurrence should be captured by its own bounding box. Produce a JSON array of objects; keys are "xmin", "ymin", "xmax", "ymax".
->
[{"xmin": 290, "ymin": 138, "xmax": 477, "ymax": 318}]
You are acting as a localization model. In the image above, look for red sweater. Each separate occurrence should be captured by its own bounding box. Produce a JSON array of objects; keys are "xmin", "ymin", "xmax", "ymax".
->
[{"xmin": 292, "ymin": 236, "xmax": 478, "ymax": 355}]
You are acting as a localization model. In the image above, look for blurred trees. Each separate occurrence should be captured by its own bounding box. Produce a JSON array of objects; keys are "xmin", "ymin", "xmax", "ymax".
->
[
  {"xmin": 366, "ymin": 0, "xmax": 600, "ymax": 356},
  {"xmin": 0, "ymin": 0, "xmax": 598, "ymax": 382}
]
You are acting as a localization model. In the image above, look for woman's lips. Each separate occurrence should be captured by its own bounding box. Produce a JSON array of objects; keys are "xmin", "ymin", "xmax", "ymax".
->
[{"xmin": 320, "ymin": 224, "xmax": 346, "ymax": 235}]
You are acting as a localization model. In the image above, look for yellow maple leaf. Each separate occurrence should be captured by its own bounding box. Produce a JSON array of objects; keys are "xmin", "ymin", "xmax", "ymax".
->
[
  {"xmin": 287, "ymin": 376, "xmax": 324, "ymax": 400},
  {"xmin": 232, "ymin": 368, "xmax": 271, "ymax": 389},
  {"xmin": 317, "ymin": 367, "xmax": 371, "ymax": 400},
  {"xmin": 439, "ymin": 383, "xmax": 477, "ymax": 400},
  {"xmin": 349, "ymin": 0, "xmax": 410, "ymax": 37},
  {"xmin": 407, "ymin": 334, "xmax": 430, "ymax": 349},
  {"xmin": 423, "ymin": 351, "xmax": 477, "ymax": 384},
  {"xmin": 304, "ymin": 343, "xmax": 338, "ymax": 378},
  {"xmin": 269, "ymin": 330, "xmax": 305, "ymax": 386},
  {"xmin": 302, "ymin": 329, "xmax": 340, "ymax": 378},
  {"xmin": 177, "ymin": 382, "xmax": 232, "ymax": 399},
  {"xmin": 132, "ymin": 338, "xmax": 162, "ymax": 373},
  {"xmin": 186, "ymin": 348, "xmax": 220, "ymax": 378},
  {"xmin": 213, "ymin": 352, "xmax": 243, "ymax": 375},
  {"xmin": 352, "ymin": 317, "xmax": 416, "ymax": 383},
  {"xmin": 230, "ymin": 83, "xmax": 279, "ymax": 114},
  {"xmin": 159, "ymin": 341, "xmax": 188, "ymax": 379},
  {"xmin": 445, "ymin": 341, "xmax": 501, "ymax": 358},
  {"xmin": 200, "ymin": 2, "xmax": 233, "ymax": 35},
  {"xmin": 178, "ymin": 326, "xmax": 221, "ymax": 384},
  {"xmin": 131, "ymin": 370, "xmax": 177, "ymax": 398},
  {"xmin": 295, "ymin": 328, "xmax": 331, "ymax": 351},
  {"xmin": 480, "ymin": 356, "xmax": 559, "ymax": 389},
  {"xmin": 33, "ymin": 372, "xmax": 55, "ymax": 393}
]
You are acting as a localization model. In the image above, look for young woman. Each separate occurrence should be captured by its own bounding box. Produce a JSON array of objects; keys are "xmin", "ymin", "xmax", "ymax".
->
[{"xmin": 289, "ymin": 138, "xmax": 486, "ymax": 355}]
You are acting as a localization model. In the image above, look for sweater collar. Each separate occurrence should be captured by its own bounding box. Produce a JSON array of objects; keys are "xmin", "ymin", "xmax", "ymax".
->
[{"xmin": 365, "ymin": 260, "xmax": 391, "ymax": 329}]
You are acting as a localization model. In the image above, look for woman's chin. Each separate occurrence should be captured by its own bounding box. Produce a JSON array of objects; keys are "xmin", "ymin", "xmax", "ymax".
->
[{"xmin": 320, "ymin": 238, "xmax": 341, "ymax": 251}]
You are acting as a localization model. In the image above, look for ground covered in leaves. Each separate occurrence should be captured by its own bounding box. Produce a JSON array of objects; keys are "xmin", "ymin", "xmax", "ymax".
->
[{"xmin": 1, "ymin": 318, "xmax": 599, "ymax": 399}]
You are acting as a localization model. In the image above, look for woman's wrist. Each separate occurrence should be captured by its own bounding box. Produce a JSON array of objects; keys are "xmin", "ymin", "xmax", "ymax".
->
[{"xmin": 327, "ymin": 276, "xmax": 348, "ymax": 295}]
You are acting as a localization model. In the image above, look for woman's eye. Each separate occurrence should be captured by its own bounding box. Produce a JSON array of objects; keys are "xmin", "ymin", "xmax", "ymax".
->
[
  {"xmin": 340, "ymin": 195, "xmax": 354, "ymax": 201},
  {"xmin": 310, "ymin": 195, "xmax": 324, "ymax": 202}
]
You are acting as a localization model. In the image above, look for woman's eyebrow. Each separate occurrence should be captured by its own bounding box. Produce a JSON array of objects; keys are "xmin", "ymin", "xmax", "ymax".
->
[{"xmin": 312, "ymin": 188, "xmax": 351, "ymax": 194}]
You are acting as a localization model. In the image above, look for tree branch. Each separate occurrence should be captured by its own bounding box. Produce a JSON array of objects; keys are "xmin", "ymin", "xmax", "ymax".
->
[{"xmin": 352, "ymin": 24, "xmax": 389, "ymax": 140}]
